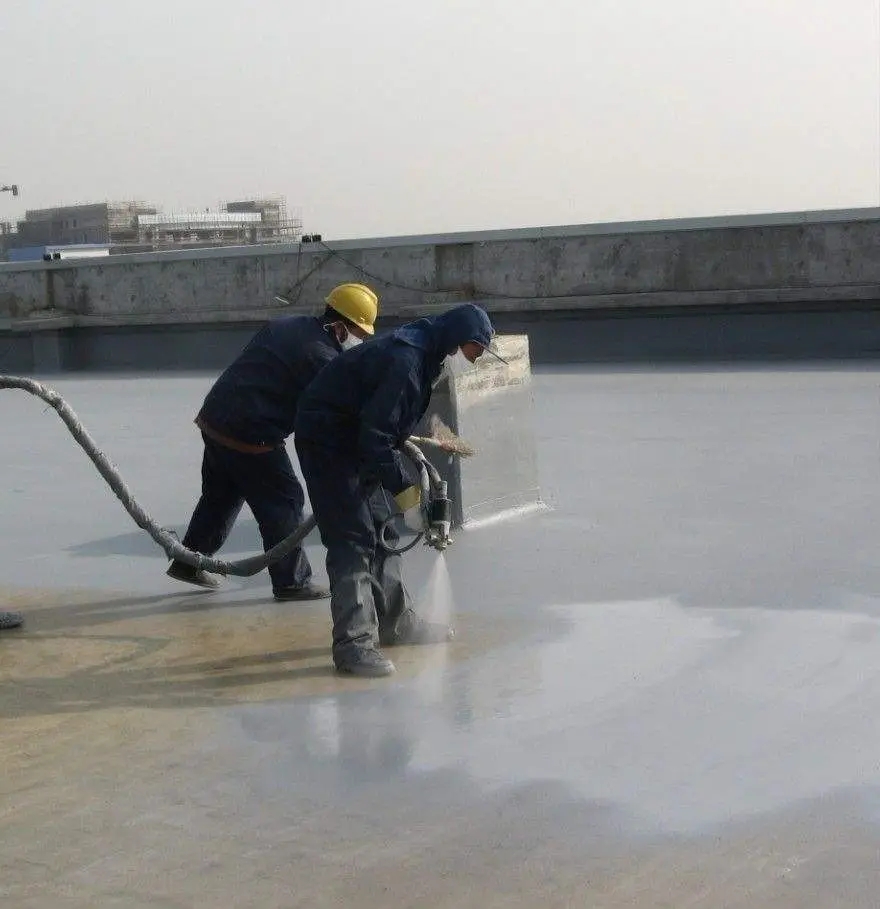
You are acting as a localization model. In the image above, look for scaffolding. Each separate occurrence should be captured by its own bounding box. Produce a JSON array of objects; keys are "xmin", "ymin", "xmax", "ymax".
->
[
  {"xmin": 133, "ymin": 197, "xmax": 301, "ymax": 250},
  {"xmin": 222, "ymin": 196, "xmax": 302, "ymax": 242},
  {"xmin": 14, "ymin": 201, "xmax": 156, "ymax": 247},
  {"xmin": 106, "ymin": 201, "xmax": 158, "ymax": 243}
]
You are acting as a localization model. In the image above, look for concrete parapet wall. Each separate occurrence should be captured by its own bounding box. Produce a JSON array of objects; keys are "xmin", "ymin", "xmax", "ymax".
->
[
  {"xmin": 2, "ymin": 208, "xmax": 880, "ymax": 330},
  {"xmin": 4, "ymin": 208, "xmax": 880, "ymax": 372}
]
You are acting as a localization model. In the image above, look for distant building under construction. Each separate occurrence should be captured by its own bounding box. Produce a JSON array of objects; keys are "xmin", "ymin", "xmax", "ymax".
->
[
  {"xmin": 7, "ymin": 197, "xmax": 302, "ymax": 254},
  {"xmin": 15, "ymin": 201, "xmax": 156, "ymax": 248}
]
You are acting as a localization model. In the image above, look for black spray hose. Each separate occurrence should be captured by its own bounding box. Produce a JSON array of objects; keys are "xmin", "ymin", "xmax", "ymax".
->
[
  {"xmin": 0, "ymin": 374, "xmax": 313, "ymax": 577},
  {"xmin": 1, "ymin": 375, "xmax": 448, "ymax": 573}
]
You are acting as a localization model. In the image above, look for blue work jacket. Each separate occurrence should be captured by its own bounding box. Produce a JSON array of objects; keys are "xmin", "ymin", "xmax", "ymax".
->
[
  {"xmin": 199, "ymin": 315, "xmax": 340, "ymax": 447},
  {"xmin": 295, "ymin": 304, "xmax": 493, "ymax": 495}
]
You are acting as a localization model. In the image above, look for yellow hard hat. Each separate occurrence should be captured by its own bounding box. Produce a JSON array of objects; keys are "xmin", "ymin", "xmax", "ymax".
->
[{"xmin": 325, "ymin": 283, "xmax": 379, "ymax": 335}]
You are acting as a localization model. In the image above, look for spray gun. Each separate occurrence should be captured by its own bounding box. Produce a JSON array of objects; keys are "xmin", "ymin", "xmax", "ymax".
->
[
  {"xmin": 406, "ymin": 438, "xmax": 455, "ymax": 552},
  {"xmin": 378, "ymin": 438, "xmax": 457, "ymax": 554}
]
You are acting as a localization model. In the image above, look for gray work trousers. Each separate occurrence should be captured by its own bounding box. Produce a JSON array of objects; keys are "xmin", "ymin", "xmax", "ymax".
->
[{"xmin": 296, "ymin": 440, "xmax": 411, "ymax": 665}]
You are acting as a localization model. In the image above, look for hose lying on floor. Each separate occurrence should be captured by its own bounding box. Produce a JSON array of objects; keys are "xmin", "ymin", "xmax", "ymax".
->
[{"xmin": 0, "ymin": 375, "xmax": 460, "ymax": 577}]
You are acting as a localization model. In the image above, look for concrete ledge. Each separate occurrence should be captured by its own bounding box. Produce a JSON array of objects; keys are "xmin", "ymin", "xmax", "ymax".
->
[
  {"xmin": 8, "ymin": 314, "xmax": 77, "ymax": 332},
  {"xmin": 10, "ymin": 304, "xmax": 880, "ymax": 375},
  {"xmin": 5, "ymin": 281, "xmax": 880, "ymax": 336}
]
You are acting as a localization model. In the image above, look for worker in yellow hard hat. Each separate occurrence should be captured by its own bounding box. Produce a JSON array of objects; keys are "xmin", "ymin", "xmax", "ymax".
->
[
  {"xmin": 167, "ymin": 283, "xmax": 379, "ymax": 598},
  {"xmin": 323, "ymin": 283, "xmax": 379, "ymax": 338}
]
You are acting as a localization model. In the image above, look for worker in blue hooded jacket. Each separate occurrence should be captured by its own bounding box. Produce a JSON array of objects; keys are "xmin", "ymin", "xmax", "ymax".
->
[{"xmin": 294, "ymin": 303, "xmax": 502, "ymax": 677}]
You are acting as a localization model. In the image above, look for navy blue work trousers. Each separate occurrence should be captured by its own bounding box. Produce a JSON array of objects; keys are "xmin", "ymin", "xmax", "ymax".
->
[
  {"xmin": 295, "ymin": 439, "xmax": 409, "ymax": 664},
  {"xmin": 181, "ymin": 434, "xmax": 311, "ymax": 591}
]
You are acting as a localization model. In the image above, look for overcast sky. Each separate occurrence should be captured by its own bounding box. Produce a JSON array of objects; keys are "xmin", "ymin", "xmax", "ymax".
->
[{"xmin": 2, "ymin": 0, "xmax": 878, "ymax": 239}]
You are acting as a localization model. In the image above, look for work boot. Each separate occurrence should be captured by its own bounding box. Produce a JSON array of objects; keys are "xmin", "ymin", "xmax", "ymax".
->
[
  {"xmin": 379, "ymin": 608, "xmax": 454, "ymax": 647},
  {"xmin": 335, "ymin": 647, "xmax": 396, "ymax": 678},
  {"xmin": 273, "ymin": 582, "xmax": 331, "ymax": 602},
  {"xmin": 166, "ymin": 560, "xmax": 221, "ymax": 590},
  {"xmin": 0, "ymin": 610, "xmax": 23, "ymax": 630}
]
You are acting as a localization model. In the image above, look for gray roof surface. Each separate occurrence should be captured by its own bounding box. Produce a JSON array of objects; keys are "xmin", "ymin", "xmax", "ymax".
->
[{"xmin": 2, "ymin": 367, "xmax": 880, "ymax": 906}]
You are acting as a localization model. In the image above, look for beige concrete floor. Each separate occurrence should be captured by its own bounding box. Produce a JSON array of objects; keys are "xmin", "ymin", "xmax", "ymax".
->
[{"xmin": 5, "ymin": 585, "xmax": 878, "ymax": 909}]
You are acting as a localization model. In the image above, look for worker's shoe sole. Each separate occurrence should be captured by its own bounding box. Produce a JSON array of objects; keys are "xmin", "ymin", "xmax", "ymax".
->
[
  {"xmin": 166, "ymin": 560, "xmax": 221, "ymax": 589},
  {"xmin": 335, "ymin": 649, "xmax": 396, "ymax": 678},
  {"xmin": 0, "ymin": 611, "xmax": 24, "ymax": 630},
  {"xmin": 273, "ymin": 583, "xmax": 331, "ymax": 602}
]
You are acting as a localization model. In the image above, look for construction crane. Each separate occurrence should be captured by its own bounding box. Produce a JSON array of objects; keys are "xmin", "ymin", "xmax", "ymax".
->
[{"xmin": 0, "ymin": 184, "xmax": 19, "ymax": 196}]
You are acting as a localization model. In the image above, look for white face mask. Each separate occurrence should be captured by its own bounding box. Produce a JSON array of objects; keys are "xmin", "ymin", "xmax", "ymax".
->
[
  {"xmin": 339, "ymin": 331, "xmax": 363, "ymax": 351},
  {"xmin": 447, "ymin": 349, "xmax": 473, "ymax": 374}
]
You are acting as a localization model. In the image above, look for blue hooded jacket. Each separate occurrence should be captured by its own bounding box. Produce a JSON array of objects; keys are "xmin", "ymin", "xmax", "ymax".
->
[
  {"xmin": 295, "ymin": 304, "xmax": 494, "ymax": 495},
  {"xmin": 199, "ymin": 315, "xmax": 341, "ymax": 447}
]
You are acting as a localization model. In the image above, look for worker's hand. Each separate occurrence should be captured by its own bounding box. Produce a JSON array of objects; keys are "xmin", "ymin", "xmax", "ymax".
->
[{"xmin": 394, "ymin": 485, "xmax": 424, "ymax": 534}]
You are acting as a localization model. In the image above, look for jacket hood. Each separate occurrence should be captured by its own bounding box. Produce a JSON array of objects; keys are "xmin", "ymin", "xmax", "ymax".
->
[{"xmin": 393, "ymin": 304, "xmax": 494, "ymax": 357}]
